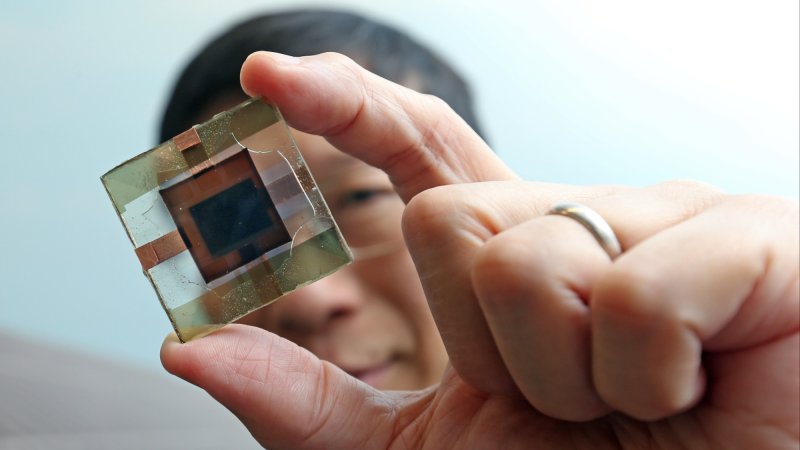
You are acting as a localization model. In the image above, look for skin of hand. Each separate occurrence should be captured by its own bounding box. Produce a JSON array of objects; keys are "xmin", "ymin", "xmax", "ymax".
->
[{"xmin": 161, "ymin": 52, "xmax": 800, "ymax": 449}]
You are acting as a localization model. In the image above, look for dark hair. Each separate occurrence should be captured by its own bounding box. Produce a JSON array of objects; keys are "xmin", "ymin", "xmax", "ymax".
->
[{"xmin": 159, "ymin": 9, "xmax": 483, "ymax": 142}]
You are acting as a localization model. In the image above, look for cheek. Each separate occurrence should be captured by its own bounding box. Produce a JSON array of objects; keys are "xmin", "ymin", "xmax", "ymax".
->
[
  {"xmin": 355, "ymin": 250, "xmax": 429, "ymax": 322},
  {"xmin": 385, "ymin": 251, "xmax": 449, "ymax": 382},
  {"xmin": 355, "ymin": 250, "xmax": 446, "ymax": 363}
]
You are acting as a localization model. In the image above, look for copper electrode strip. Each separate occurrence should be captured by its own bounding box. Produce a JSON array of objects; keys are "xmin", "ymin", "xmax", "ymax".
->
[
  {"xmin": 189, "ymin": 160, "xmax": 213, "ymax": 176},
  {"xmin": 135, "ymin": 230, "xmax": 188, "ymax": 271},
  {"xmin": 173, "ymin": 128, "xmax": 201, "ymax": 152}
]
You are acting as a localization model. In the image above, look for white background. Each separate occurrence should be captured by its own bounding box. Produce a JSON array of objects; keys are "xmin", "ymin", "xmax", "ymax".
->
[{"xmin": 1, "ymin": 1, "xmax": 797, "ymax": 370}]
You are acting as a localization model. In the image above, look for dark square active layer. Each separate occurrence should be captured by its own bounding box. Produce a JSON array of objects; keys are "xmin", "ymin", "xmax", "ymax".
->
[{"xmin": 160, "ymin": 150, "xmax": 291, "ymax": 282}]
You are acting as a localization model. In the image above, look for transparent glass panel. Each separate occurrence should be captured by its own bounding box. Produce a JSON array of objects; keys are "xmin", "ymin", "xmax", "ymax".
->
[{"xmin": 102, "ymin": 98, "xmax": 352, "ymax": 342}]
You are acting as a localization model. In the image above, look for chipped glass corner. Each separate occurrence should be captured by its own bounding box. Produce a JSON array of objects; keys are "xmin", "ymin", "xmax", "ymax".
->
[{"xmin": 101, "ymin": 97, "xmax": 353, "ymax": 342}]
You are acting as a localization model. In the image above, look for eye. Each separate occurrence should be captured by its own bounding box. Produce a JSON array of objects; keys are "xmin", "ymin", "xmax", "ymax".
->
[{"xmin": 340, "ymin": 188, "xmax": 388, "ymax": 207}]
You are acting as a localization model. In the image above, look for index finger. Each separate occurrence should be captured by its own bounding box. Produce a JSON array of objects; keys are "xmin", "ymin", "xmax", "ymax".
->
[{"xmin": 240, "ymin": 51, "xmax": 517, "ymax": 201}]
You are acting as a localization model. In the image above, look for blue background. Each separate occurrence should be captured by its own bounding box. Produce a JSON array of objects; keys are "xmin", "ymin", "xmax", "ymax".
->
[{"xmin": 1, "ymin": 1, "xmax": 797, "ymax": 371}]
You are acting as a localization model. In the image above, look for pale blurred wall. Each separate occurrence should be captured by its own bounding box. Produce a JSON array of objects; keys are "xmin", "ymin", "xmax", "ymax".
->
[{"xmin": 0, "ymin": 0, "xmax": 797, "ymax": 370}]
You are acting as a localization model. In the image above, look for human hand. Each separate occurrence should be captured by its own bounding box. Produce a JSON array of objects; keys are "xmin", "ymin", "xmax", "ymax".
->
[{"xmin": 161, "ymin": 52, "xmax": 799, "ymax": 449}]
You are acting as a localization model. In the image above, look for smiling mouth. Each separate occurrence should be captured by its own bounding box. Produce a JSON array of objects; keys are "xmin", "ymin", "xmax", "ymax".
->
[{"xmin": 341, "ymin": 354, "xmax": 400, "ymax": 387}]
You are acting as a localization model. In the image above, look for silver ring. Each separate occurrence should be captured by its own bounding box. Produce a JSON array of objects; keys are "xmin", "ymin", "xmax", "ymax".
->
[{"xmin": 547, "ymin": 202, "xmax": 622, "ymax": 259}]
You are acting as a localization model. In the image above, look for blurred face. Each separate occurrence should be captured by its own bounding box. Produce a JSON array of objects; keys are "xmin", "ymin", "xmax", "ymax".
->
[
  {"xmin": 195, "ymin": 97, "xmax": 448, "ymax": 390},
  {"xmin": 239, "ymin": 132, "xmax": 448, "ymax": 390}
]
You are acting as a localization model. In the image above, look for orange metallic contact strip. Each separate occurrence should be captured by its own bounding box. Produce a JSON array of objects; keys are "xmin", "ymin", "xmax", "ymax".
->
[
  {"xmin": 135, "ymin": 230, "xmax": 188, "ymax": 271},
  {"xmin": 173, "ymin": 128, "xmax": 201, "ymax": 152}
]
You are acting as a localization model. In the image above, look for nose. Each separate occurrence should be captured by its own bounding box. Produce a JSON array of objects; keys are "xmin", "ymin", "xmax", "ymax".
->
[{"xmin": 270, "ymin": 268, "xmax": 363, "ymax": 336}]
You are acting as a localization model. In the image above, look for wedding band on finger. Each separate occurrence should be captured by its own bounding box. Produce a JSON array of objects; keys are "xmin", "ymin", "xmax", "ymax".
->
[{"xmin": 547, "ymin": 202, "xmax": 622, "ymax": 260}]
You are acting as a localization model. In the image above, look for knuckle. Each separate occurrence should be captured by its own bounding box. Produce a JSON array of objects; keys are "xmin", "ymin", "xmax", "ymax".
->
[
  {"xmin": 318, "ymin": 52, "xmax": 368, "ymax": 89},
  {"xmin": 727, "ymin": 193, "xmax": 799, "ymax": 217},
  {"xmin": 471, "ymin": 233, "xmax": 532, "ymax": 308},
  {"xmin": 592, "ymin": 261, "xmax": 675, "ymax": 330},
  {"xmin": 421, "ymin": 93, "xmax": 453, "ymax": 114},
  {"xmin": 472, "ymin": 220, "xmax": 569, "ymax": 310},
  {"xmin": 592, "ymin": 262, "xmax": 702, "ymax": 421},
  {"xmin": 401, "ymin": 185, "xmax": 468, "ymax": 248},
  {"xmin": 529, "ymin": 397, "xmax": 611, "ymax": 423},
  {"xmin": 654, "ymin": 179, "xmax": 723, "ymax": 196},
  {"xmin": 416, "ymin": 94, "xmax": 463, "ymax": 133},
  {"xmin": 317, "ymin": 51, "xmax": 356, "ymax": 67},
  {"xmin": 599, "ymin": 387, "xmax": 692, "ymax": 422},
  {"xmin": 648, "ymin": 179, "xmax": 727, "ymax": 218},
  {"xmin": 517, "ymin": 375, "xmax": 612, "ymax": 422}
]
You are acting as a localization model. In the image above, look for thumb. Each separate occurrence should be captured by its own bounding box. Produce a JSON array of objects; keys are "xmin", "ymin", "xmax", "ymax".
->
[{"xmin": 161, "ymin": 324, "xmax": 395, "ymax": 449}]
